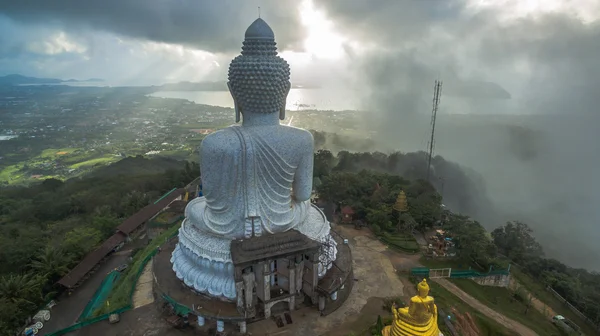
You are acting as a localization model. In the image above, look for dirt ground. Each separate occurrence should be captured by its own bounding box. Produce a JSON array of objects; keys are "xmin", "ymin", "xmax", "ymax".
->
[
  {"xmin": 73, "ymin": 303, "xmax": 196, "ymax": 336},
  {"xmin": 42, "ymin": 252, "xmax": 131, "ymax": 335},
  {"xmin": 247, "ymin": 225, "xmax": 404, "ymax": 336},
  {"xmin": 433, "ymin": 278, "xmax": 537, "ymax": 336}
]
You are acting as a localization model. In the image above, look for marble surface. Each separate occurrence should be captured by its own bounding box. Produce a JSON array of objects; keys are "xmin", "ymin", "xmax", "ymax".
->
[{"xmin": 171, "ymin": 17, "xmax": 337, "ymax": 300}]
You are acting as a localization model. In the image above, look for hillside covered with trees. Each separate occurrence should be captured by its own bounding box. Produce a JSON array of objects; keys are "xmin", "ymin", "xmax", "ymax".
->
[
  {"xmin": 314, "ymin": 149, "xmax": 600, "ymax": 328},
  {"xmin": 3, "ymin": 144, "xmax": 600, "ymax": 333},
  {"xmin": 0, "ymin": 156, "xmax": 197, "ymax": 334}
]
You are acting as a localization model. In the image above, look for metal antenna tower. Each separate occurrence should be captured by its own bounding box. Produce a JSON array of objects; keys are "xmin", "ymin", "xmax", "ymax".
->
[{"xmin": 426, "ymin": 80, "xmax": 443, "ymax": 182}]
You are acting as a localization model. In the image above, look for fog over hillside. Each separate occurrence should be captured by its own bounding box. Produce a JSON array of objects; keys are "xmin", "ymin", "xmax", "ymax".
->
[
  {"xmin": 316, "ymin": 112, "xmax": 600, "ymax": 270},
  {"xmin": 370, "ymin": 114, "xmax": 598, "ymax": 270},
  {"xmin": 301, "ymin": 1, "xmax": 600, "ymax": 271}
]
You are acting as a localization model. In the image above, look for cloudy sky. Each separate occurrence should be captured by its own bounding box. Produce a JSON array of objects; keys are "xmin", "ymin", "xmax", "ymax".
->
[
  {"xmin": 2, "ymin": 0, "xmax": 600, "ymax": 268},
  {"xmin": 0, "ymin": 0, "xmax": 598, "ymax": 113}
]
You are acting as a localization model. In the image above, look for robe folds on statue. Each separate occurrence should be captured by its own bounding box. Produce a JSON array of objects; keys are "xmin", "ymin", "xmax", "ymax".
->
[{"xmin": 186, "ymin": 125, "xmax": 311, "ymax": 239}]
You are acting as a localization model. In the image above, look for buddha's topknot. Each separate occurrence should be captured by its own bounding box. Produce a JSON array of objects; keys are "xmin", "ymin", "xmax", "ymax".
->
[{"xmin": 228, "ymin": 18, "xmax": 290, "ymax": 113}]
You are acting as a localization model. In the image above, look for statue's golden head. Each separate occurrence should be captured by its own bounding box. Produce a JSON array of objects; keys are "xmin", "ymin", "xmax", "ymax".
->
[{"xmin": 417, "ymin": 278, "xmax": 430, "ymax": 297}]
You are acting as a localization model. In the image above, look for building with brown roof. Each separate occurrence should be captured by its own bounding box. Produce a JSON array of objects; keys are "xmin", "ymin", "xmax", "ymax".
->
[
  {"xmin": 116, "ymin": 188, "xmax": 185, "ymax": 237},
  {"xmin": 57, "ymin": 188, "xmax": 185, "ymax": 289},
  {"xmin": 57, "ymin": 232, "xmax": 126, "ymax": 289}
]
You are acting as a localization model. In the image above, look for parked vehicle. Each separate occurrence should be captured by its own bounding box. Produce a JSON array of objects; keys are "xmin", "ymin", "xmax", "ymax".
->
[{"xmin": 552, "ymin": 315, "xmax": 582, "ymax": 335}]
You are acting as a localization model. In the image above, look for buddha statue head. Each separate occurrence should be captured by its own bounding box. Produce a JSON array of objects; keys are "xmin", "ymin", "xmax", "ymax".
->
[
  {"xmin": 228, "ymin": 18, "xmax": 291, "ymax": 123},
  {"xmin": 417, "ymin": 278, "xmax": 430, "ymax": 298}
]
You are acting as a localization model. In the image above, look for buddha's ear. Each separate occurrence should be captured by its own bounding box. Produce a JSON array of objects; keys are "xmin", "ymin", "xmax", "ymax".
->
[
  {"xmin": 280, "ymin": 82, "xmax": 291, "ymax": 120},
  {"xmin": 228, "ymin": 82, "xmax": 241, "ymax": 123}
]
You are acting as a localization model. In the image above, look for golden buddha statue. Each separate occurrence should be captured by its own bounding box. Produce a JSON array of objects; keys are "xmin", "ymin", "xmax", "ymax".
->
[{"xmin": 382, "ymin": 279, "xmax": 443, "ymax": 336}]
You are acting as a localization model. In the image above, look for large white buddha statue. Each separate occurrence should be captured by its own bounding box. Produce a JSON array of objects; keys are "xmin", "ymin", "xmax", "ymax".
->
[{"xmin": 171, "ymin": 18, "xmax": 337, "ymax": 301}]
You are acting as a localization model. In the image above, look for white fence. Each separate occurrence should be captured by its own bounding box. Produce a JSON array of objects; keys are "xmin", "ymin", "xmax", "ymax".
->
[
  {"xmin": 429, "ymin": 268, "xmax": 452, "ymax": 279},
  {"xmin": 547, "ymin": 286, "xmax": 600, "ymax": 332}
]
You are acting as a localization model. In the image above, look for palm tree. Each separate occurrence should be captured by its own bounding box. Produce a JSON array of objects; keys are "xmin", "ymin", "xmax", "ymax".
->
[
  {"xmin": 0, "ymin": 274, "xmax": 44, "ymax": 335},
  {"xmin": 30, "ymin": 246, "xmax": 71, "ymax": 282},
  {"xmin": 0, "ymin": 273, "xmax": 42, "ymax": 306}
]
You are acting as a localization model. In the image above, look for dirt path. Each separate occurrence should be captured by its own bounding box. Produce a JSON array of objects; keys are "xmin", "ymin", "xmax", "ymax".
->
[
  {"xmin": 509, "ymin": 277, "xmax": 556, "ymax": 319},
  {"xmin": 433, "ymin": 278, "xmax": 538, "ymax": 336},
  {"xmin": 132, "ymin": 261, "xmax": 154, "ymax": 309}
]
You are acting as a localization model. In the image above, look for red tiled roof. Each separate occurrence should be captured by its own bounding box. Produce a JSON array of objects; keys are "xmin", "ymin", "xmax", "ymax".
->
[
  {"xmin": 57, "ymin": 232, "xmax": 126, "ymax": 288},
  {"xmin": 341, "ymin": 206, "xmax": 354, "ymax": 215},
  {"xmin": 116, "ymin": 188, "xmax": 184, "ymax": 235}
]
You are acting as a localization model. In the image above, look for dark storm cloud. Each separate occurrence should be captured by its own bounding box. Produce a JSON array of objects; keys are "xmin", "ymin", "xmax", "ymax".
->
[
  {"xmin": 318, "ymin": 0, "xmax": 600, "ymax": 115},
  {"xmin": 477, "ymin": 13, "xmax": 600, "ymax": 115},
  {"xmin": 315, "ymin": 0, "xmax": 465, "ymax": 44},
  {"xmin": 0, "ymin": 0, "xmax": 305, "ymax": 53},
  {"xmin": 318, "ymin": 0, "xmax": 600, "ymax": 269}
]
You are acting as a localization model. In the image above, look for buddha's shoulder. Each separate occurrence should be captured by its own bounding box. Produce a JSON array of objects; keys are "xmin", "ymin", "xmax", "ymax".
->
[
  {"xmin": 201, "ymin": 128, "xmax": 239, "ymax": 150},
  {"xmin": 410, "ymin": 295, "xmax": 434, "ymax": 302},
  {"xmin": 279, "ymin": 125, "xmax": 313, "ymax": 142}
]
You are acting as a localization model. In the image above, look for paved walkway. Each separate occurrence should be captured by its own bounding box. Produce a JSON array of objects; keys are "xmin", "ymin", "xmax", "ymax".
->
[
  {"xmin": 132, "ymin": 262, "xmax": 155, "ymax": 309},
  {"xmin": 42, "ymin": 253, "xmax": 130, "ymax": 335},
  {"xmin": 433, "ymin": 278, "xmax": 538, "ymax": 336}
]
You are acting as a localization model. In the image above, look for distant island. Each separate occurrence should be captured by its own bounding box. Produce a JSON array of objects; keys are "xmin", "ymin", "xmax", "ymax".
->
[{"xmin": 0, "ymin": 74, "xmax": 104, "ymax": 85}]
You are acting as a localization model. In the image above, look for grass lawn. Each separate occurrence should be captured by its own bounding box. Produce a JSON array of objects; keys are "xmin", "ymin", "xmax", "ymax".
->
[
  {"xmin": 379, "ymin": 232, "xmax": 420, "ymax": 253},
  {"xmin": 0, "ymin": 164, "xmax": 22, "ymax": 183},
  {"xmin": 94, "ymin": 222, "xmax": 181, "ymax": 316},
  {"xmin": 419, "ymin": 256, "xmax": 486, "ymax": 271},
  {"xmin": 450, "ymin": 278, "xmax": 561, "ymax": 335},
  {"xmin": 511, "ymin": 267, "xmax": 598, "ymax": 336},
  {"xmin": 429, "ymin": 281, "xmax": 513, "ymax": 336},
  {"xmin": 70, "ymin": 155, "xmax": 118, "ymax": 169},
  {"xmin": 39, "ymin": 147, "xmax": 81, "ymax": 158}
]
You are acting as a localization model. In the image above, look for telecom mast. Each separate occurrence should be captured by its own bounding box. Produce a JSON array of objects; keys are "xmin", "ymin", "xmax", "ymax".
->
[{"xmin": 426, "ymin": 80, "xmax": 443, "ymax": 182}]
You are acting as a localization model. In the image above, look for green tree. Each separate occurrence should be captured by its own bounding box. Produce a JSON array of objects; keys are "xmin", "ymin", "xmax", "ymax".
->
[
  {"xmin": 376, "ymin": 315, "xmax": 384, "ymax": 335},
  {"xmin": 491, "ymin": 221, "xmax": 543, "ymax": 263},
  {"xmin": 30, "ymin": 246, "xmax": 71, "ymax": 284},
  {"xmin": 314, "ymin": 149, "xmax": 335, "ymax": 177},
  {"xmin": 62, "ymin": 227, "xmax": 103, "ymax": 258},
  {"xmin": 448, "ymin": 214, "xmax": 496, "ymax": 267},
  {"xmin": 0, "ymin": 273, "xmax": 44, "ymax": 334},
  {"xmin": 366, "ymin": 206, "xmax": 393, "ymax": 232}
]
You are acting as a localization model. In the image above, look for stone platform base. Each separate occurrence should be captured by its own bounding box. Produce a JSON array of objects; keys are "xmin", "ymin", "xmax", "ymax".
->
[{"xmin": 153, "ymin": 230, "xmax": 354, "ymax": 333}]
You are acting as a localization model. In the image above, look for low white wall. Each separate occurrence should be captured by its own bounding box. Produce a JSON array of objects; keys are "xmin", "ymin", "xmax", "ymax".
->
[{"xmin": 468, "ymin": 274, "xmax": 510, "ymax": 288}]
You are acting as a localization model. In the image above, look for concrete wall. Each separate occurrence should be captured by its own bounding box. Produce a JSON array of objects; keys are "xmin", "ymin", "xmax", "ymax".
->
[{"xmin": 468, "ymin": 274, "xmax": 510, "ymax": 288}]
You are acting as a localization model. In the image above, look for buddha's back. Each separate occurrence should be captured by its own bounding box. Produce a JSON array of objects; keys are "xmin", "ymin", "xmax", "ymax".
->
[{"xmin": 193, "ymin": 124, "xmax": 314, "ymax": 238}]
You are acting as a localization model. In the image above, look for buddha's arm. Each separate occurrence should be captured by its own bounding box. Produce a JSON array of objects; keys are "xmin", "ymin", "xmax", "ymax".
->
[
  {"xmin": 292, "ymin": 133, "xmax": 314, "ymax": 201},
  {"xmin": 199, "ymin": 133, "xmax": 228, "ymax": 199},
  {"xmin": 407, "ymin": 300, "xmax": 418, "ymax": 316},
  {"xmin": 199, "ymin": 140, "xmax": 214, "ymax": 197}
]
